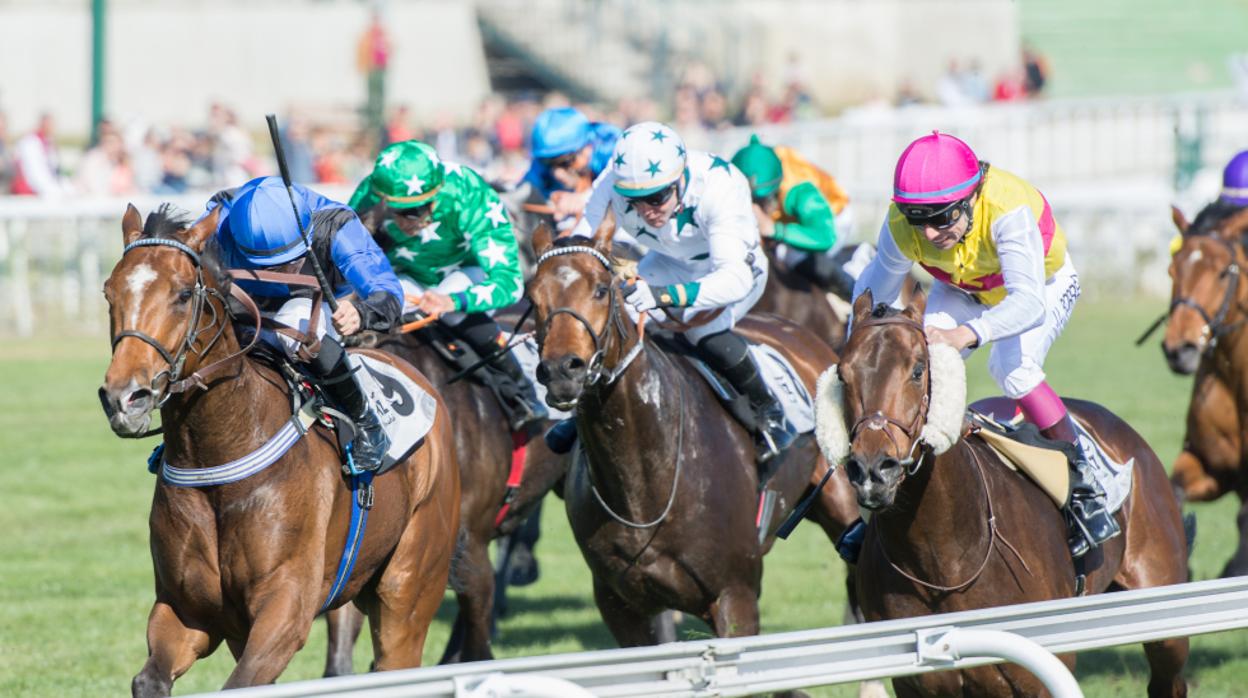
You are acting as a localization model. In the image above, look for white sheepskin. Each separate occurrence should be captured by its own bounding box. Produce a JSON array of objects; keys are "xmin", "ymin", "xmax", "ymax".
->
[
  {"xmin": 814, "ymin": 365, "xmax": 850, "ymax": 465},
  {"xmin": 918, "ymin": 342, "xmax": 967, "ymax": 455}
]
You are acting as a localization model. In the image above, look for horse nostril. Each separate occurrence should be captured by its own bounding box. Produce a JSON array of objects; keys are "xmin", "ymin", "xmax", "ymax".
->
[
  {"xmin": 535, "ymin": 361, "xmax": 551, "ymax": 383},
  {"xmin": 845, "ymin": 457, "xmax": 864, "ymax": 484},
  {"xmin": 564, "ymin": 356, "xmax": 586, "ymax": 372},
  {"xmin": 126, "ymin": 388, "xmax": 153, "ymax": 409}
]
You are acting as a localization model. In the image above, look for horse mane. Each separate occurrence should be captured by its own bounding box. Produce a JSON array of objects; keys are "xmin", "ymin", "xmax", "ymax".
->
[
  {"xmin": 141, "ymin": 204, "xmax": 232, "ymax": 292},
  {"xmin": 1188, "ymin": 199, "xmax": 1246, "ymax": 238}
]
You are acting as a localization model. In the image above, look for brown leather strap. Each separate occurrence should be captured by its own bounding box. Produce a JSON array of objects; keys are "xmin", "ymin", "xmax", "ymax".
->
[
  {"xmin": 856, "ymin": 314, "xmax": 925, "ymax": 335},
  {"xmin": 169, "ymin": 285, "xmax": 263, "ymax": 393},
  {"xmin": 228, "ymin": 269, "xmax": 325, "ymax": 360}
]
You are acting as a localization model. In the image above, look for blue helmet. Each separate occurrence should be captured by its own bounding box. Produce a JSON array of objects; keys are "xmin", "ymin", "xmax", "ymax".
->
[
  {"xmin": 229, "ymin": 177, "xmax": 310, "ymax": 266},
  {"xmin": 531, "ymin": 107, "xmax": 591, "ymax": 159}
]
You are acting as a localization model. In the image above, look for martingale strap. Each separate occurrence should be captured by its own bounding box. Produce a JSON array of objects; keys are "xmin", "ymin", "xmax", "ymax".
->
[
  {"xmin": 159, "ymin": 415, "xmax": 307, "ymax": 487},
  {"xmin": 321, "ymin": 448, "xmax": 375, "ymax": 613}
]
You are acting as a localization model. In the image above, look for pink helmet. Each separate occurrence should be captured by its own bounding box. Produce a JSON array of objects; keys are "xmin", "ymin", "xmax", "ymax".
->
[{"xmin": 893, "ymin": 131, "xmax": 982, "ymax": 205}]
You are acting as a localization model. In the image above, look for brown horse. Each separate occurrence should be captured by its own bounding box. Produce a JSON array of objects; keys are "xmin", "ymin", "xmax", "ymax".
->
[
  {"xmin": 817, "ymin": 288, "xmax": 1189, "ymax": 697},
  {"xmin": 100, "ymin": 206, "xmax": 460, "ymax": 695},
  {"xmin": 1162, "ymin": 206, "xmax": 1248, "ymax": 576},
  {"xmin": 323, "ymin": 321, "xmax": 570, "ymax": 669},
  {"xmin": 753, "ymin": 242, "xmax": 849, "ymax": 352},
  {"xmin": 526, "ymin": 214, "xmax": 859, "ymax": 650}
]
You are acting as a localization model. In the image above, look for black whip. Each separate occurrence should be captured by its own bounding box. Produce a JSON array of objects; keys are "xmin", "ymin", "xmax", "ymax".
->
[{"xmin": 265, "ymin": 114, "xmax": 339, "ymax": 312}]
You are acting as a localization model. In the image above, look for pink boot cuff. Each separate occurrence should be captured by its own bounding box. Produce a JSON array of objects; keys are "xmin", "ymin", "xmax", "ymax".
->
[{"xmin": 1017, "ymin": 382, "xmax": 1067, "ymax": 430}]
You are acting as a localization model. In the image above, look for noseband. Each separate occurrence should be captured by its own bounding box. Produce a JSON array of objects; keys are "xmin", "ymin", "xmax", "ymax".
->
[
  {"xmin": 110, "ymin": 238, "xmax": 260, "ymax": 398},
  {"xmin": 1171, "ymin": 236, "xmax": 1244, "ymax": 352},
  {"xmin": 849, "ymin": 314, "xmax": 931, "ymax": 472},
  {"xmin": 535, "ymin": 245, "xmax": 643, "ymax": 391}
]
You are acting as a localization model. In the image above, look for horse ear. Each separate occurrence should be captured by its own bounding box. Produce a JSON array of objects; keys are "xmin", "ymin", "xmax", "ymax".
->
[
  {"xmin": 532, "ymin": 221, "xmax": 553, "ymax": 258},
  {"xmin": 122, "ymin": 204, "xmax": 144, "ymax": 246},
  {"xmin": 182, "ymin": 207, "xmax": 220, "ymax": 252},
  {"xmin": 851, "ymin": 288, "xmax": 874, "ymax": 323},
  {"xmin": 905, "ymin": 281, "xmax": 927, "ymax": 318},
  {"xmin": 592, "ymin": 207, "xmax": 617, "ymax": 254},
  {"xmin": 1171, "ymin": 205, "xmax": 1190, "ymax": 234}
]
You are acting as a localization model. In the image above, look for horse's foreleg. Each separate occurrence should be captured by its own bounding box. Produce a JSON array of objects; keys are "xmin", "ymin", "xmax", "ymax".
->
[
  {"xmin": 440, "ymin": 532, "xmax": 495, "ymax": 663},
  {"xmin": 323, "ymin": 603, "xmax": 365, "ymax": 677},
  {"xmin": 708, "ymin": 585, "xmax": 760, "ymax": 638},
  {"xmin": 1220, "ymin": 500, "xmax": 1248, "ymax": 578},
  {"xmin": 222, "ymin": 592, "xmax": 316, "ymax": 688},
  {"xmin": 592, "ymin": 578, "xmax": 663, "ymax": 647},
  {"xmin": 1143, "ymin": 636, "xmax": 1189, "ymax": 698},
  {"xmin": 1170, "ymin": 449, "xmax": 1227, "ymax": 502},
  {"xmin": 132, "ymin": 601, "xmax": 219, "ymax": 698}
]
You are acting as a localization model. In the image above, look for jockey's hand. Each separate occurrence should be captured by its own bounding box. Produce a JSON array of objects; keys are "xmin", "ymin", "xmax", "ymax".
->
[
  {"xmin": 416, "ymin": 291, "xmax": 456, "ymax": 317},
  {"xmin": 332, "ymin": 299, "xmax": 363, "ymax": 336},
  {"xmin": 550, "ymin": 190, "xmax": 590, "ymax": 221},
  {"xmin": 622, "ymin": 278, "xmax": 659, "ymax": 314},
  {"xmin": 925, "ymin": 325, "xmax": 978, "ymax": 351},
  {"xmin": 753, "ymin": 204, "xmax": 776, "ymax": 238}
]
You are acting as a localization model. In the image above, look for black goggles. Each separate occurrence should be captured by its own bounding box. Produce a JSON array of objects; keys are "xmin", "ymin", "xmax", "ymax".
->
[
  {"xmin": 541, "ymin": 152, "xmax": 579, "ymax": 169},
  {"xmin": 901, "ymin": 199, "xmax": 968, "ymax": 230},
  {"xmin": 628, "ymin": 183, "xmax": 679, "ymax": 207},
  {"xmin": 391, "ymin": 203, "xmax": 433, "ymax": 220}
]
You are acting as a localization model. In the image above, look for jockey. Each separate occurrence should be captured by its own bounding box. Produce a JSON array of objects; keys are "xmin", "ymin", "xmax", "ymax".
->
[
  {"xmin": 349, "ymin": 140, "xmax": 549, "ymax": 432},
  {"xmin": 523, "ymin": 107, "xmax": 621, "ymax": 227},
  {"xmin": 548, "ymin": 121, "xmax": 798, "ymax": 466},
  {"xmin": 1221, "ymin": 150, "xmax": 1248, "ymax": 207},
  {"xmin": 731, "ymin": 134, "xmax": 857, "ymax": 297},
  {"xmin": 205, "ymin": 176, "xmax": 401, "ymax": 472},
  {"xmin": 851, "ymin": 131, "xmax": 1118, "ymax": 558}
]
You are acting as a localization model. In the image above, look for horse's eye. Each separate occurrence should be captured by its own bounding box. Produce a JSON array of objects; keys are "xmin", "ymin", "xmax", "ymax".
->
[
  {"xmin": 593, "ymin": 284, "xmax": 609, "ymax": 300},
  {"xmin": 911, "ymin": 362, "xmax": 926, "ymax": 382},
  {"xmin": 176, "ymin": 288, "xmax": 195, "ymax": 304}
]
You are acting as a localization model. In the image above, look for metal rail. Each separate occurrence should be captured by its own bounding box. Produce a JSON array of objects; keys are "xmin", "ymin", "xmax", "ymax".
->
[{"xmin": 188, "ymin": 576, "xmax": 1248, "ymax": 697}]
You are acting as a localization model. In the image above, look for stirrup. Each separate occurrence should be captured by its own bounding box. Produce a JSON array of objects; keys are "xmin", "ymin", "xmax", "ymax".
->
[
  {"xmin": 836, "ymin": 518, "xmax": 867, "ymax": 564},
  {"xmin": 348, "ymin": 411, "xmax": 390, "ymax": 473}
]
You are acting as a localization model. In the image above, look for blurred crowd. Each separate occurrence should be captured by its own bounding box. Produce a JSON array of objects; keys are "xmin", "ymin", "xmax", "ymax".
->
[{"xmin": 0, "ymin": 48, "xmax": 1047, "ymax": 200}]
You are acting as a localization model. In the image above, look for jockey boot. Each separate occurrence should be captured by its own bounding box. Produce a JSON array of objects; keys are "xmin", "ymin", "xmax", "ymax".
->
[
  {"xmin": 698, "ymin": 330, "xmax": 799, "ymax": 467},
  {"xmin": 452, "ymin": 314, "xmax": 549, "ymax": 432},
  {"xmin": 794, "ymin": 251, "xmax": 855, "ymax": 300},
  {"xmin": 309, "ymin": 337, "xmax": 390, "ymax": 472},
  {"xmin": 544, "ymin": 418, "xmax": 578, "ymax": 455},
  {"xmin": 836, "ymin": 517, "xmax": 867, "ymax": 564},
  {"xmin": 1041, "ymin": 414, "xmax": 1122, "ymax": 557}
]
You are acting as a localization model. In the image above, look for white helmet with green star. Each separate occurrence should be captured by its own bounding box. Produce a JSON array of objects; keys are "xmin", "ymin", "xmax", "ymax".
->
[{"xmin": 610, "ymin": 122, "xmax": 687, "ymax": 198}]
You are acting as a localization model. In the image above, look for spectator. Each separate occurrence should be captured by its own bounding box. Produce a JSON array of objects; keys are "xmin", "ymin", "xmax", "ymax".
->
[
  {"xmin": 281, "ymin": 115, "xmax": 316, "ymax": 185},
  {"xmin": 75, "ymin": 130, "xmax": 136, "ymax": 196},
  {"xmin": 958, "ymin": 60, "xmax": 991, "ymax": 103},
  {"xmin": 993, "ymin": 68, "xmax": 1027, "ymax": 102},
  {"xmin": 1022, "ymin": 43, "xmax": 1050, "ymax": 97},
  {"xmin": 936, "ymin": 60, "xmax": 972, "ymax": 106},
  {"xmin": 11, "ymin": 112, "xmax": 66, "ymax": 196},
  {"xmin": 895, "ymin": 78, "xmax": 923, "ymax": 107},
  {"xmin": 0, "ymin": 111, "xmax": 12, "ymax": 193},
  {"xmin": 383, "ymin": 105, "xmax": 414, "ymax": 147}
]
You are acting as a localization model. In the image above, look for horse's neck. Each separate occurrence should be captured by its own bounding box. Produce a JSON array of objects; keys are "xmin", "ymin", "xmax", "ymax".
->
[
  {"xmin": 875, "ymin": 440, "xmax": 991, "ymax": 578},
  {"xmin": 159, "ymin": 332, "xmax": 289, "ymax": 468},
  {"xmin": 578, "ymin": 342, "xmax": 681, "ymax": 504}
]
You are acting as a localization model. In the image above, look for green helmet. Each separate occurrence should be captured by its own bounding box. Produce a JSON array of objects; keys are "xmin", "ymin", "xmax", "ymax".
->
[
  {"xmin": 731, "ymin": 134, "xmax": 783, "ymax": 198},
  {"xmin": 368, "ymin": 140, "xmax": 445, "ymax": 209}
]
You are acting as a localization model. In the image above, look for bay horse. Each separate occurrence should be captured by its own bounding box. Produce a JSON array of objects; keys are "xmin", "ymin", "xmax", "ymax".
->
[
  {"xmin": 753, "ymin": 242, "xmax": 849, "ymax": 352},
  {"xmin": 526, "ymin": 213, "xmax": 860, "ymax": 649},
  {"xmin": 1161, "ymin": 206, "xmax": 1248, "ymax": 576},
  {"xmin": 100, "ymin": 205, "xmax": 459, "ymax": 695},
  {"xmin": 817, "ymin": 288, "xmax": 1190, "ymax": 697},
  {"xmin": 323, "ymin": 320, "xmax": 570, "ymax": 669}
]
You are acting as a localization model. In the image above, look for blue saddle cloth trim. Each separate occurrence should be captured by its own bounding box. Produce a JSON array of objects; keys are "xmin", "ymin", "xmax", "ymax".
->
[
  {"xmin": 321, "ymin": 446, "xmax": 374, "ymax": 613},
  {"xmin": 158, "ymin": 416, "xmax": 307, "ymax": 487}
]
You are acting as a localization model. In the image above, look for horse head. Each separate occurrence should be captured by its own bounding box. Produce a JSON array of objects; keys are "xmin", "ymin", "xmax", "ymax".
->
[
  {"xmin": 527, "ymin": 210, "xmax": 626, "ymax": 409},
  {"xmin": 813, "ymin": 286, "xmax": 966, "ymax": 510},
  {"xmin": 1162, "ymin": 206, "xmax": 1248, "ymax": 375},
  {"xmin": 99, "ymin": 204, "xmax": 228, "ymax": 436}
]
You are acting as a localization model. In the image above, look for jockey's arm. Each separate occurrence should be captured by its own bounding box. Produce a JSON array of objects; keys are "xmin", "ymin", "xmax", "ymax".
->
[
  {"xmin": 328, "ymin": 211, "xmax": 403, "ymax": 332},
  {"xmin": 964, "ymin": 206, "xmax": 1046, "ymax": 345},
  {"xmin": 772, "ymin": 182, "xmax": 837, "ymax": 253},
  {"xmin": 450, "ymin": 189, "xmax": 524, "ymax": 314},
  {"xmin": 852, "ymin": 220, "xmax": 914, "ymax": 310},
  {"xmin": 666, "ymin": 181, "xmax": 757, "ymax": 309}
]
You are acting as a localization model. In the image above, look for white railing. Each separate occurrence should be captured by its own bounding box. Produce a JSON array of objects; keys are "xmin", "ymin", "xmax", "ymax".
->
[{"xmin": 181, "ymin": 576, "xmax": 1248, "ymax": 697}]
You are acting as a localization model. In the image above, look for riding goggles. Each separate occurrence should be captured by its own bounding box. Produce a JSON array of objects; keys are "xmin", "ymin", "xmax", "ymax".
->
[
  {"xmin": 391, "ymin": 202, "xmax": 434, "ymax": 220},
  {"xmin": 626, "ymin": 182, "xmax": 679, "ymax": 208},
  {"xmin": 901, "ymin": 199, "xmax": 970, "ymax": 230},
  {"xmin": 541, "ymin": 152, "xmax": 580, "ymax": 170}
]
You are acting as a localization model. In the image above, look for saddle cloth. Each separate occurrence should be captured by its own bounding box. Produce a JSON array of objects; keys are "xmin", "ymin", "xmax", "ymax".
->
[
  {"xmin": 688, "ymin": 342, "xmax": 816, "ymax": 435},
  {"xmin": 971, "ymin": 412, "xmax": 1133, "ymax": 514},
  {"xmin": 300, "ymin": 353, "xmax": 439, "ymax": 470}
]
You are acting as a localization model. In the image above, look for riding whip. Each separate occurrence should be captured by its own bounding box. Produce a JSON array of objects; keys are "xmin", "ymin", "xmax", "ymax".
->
[{"xmin": 265, "ymin": 114, "xmax": 339, "ymax": 312}]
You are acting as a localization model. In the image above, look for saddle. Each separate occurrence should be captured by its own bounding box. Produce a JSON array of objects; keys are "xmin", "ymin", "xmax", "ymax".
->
[{"xmin": 965, "ymin": 411, "xmax": 1073, "ymax": 507}]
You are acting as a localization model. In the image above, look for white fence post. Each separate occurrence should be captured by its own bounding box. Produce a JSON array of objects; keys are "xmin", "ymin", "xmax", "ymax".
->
[{"xmin": 917, "ymin": 627, "xmax": 1083, "ymax": 698}]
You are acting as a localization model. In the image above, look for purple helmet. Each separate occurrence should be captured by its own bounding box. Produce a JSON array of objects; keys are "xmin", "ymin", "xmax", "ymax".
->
[{"xmin": 1222, "ymin": 150, "xmax": 1248, "ymax": 206}]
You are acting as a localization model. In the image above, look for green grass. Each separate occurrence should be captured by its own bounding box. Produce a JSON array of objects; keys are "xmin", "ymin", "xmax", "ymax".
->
[{"xmin": 2, "ymin": 299, "xmax": 1247, "ymax": 696}]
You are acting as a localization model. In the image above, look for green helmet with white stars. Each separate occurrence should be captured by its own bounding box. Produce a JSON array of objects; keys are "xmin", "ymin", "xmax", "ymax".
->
[
  {"xmin": 368, "ymin": 140, "xmax": 445, "ymax": 209},
  {"xmin": 611, "ymin": 122, "xmax": 687, "ymax": 197}
]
